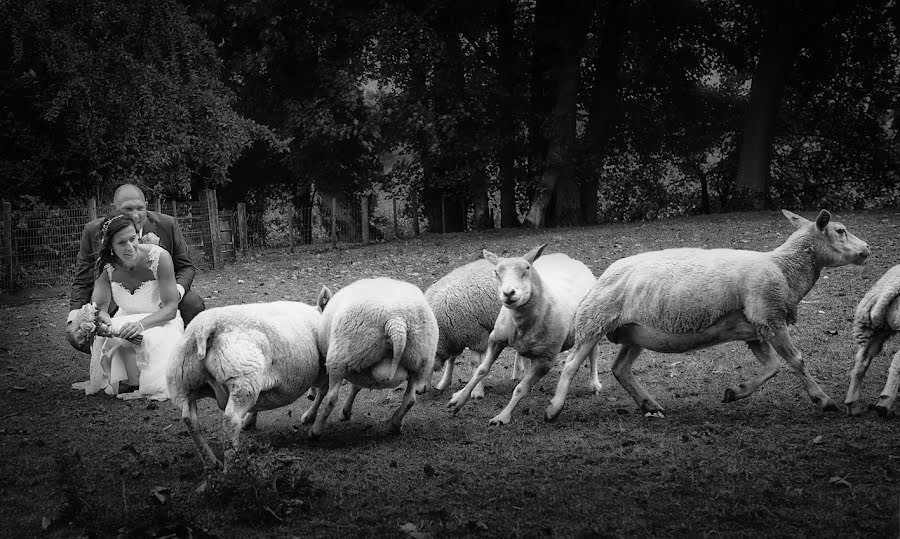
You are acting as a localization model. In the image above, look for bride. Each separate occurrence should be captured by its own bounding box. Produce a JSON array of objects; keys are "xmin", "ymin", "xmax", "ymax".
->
[{"xmin": 72, "ymin": 210, "xmax": 185, "ymax": 400}]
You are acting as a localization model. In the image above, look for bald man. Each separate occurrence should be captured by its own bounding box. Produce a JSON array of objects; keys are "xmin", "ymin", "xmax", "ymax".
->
[{"xmin": 66, "ymin": 184, "xmax": 205, "ymax": 352}]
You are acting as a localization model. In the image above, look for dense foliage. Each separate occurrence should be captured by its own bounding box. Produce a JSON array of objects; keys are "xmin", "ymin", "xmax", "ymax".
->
[{"xmin": 1, "ymin": 0, "xmax": 897, "ymax": 223}]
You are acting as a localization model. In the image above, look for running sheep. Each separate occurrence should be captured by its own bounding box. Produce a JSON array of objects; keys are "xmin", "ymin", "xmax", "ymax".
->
[
  {"xmin": 426, "ymin": 258, "xmax": 523, "ymax": 399},
  {"xmin": 447, "ymin": 244, "xmax": 600, "ymax": 425},
  {"xmin": 309, "ymin": 277, "xmax": 439, "ymax": 438},
  {"xmin": 845, "ymin": 264, "xmax": 900, "ymax": 417},
  {"xmin": 544, "ymin": 209, "xmax": 870, "ymax": 422},
  {"xmin": 167, "ymin": 301, "xmax": 326, "ymax": 471}
]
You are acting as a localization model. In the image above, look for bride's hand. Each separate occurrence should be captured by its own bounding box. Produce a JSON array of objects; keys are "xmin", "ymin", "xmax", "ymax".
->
[
  {"xmin": 97, "ymin": 311, "xmax": 112, "ymax": 325},
  {"xmin": 118, "ymin": 321, "xmax": 144, "ymax": 340}
]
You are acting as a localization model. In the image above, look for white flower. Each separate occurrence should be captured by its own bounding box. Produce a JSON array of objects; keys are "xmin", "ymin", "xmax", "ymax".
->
[{"xmin": 140, "ymin": 232, "xmax": 160, "ymax": 245}]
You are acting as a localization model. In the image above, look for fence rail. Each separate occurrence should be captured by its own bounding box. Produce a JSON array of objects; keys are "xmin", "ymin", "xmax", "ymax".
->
[{"xmin": 1, "ymin": 191, "xmax": 420, "ymax": 292}]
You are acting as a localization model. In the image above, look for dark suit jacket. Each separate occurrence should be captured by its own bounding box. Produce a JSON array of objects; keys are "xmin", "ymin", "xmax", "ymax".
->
[{"xmin": 69, "ymin": 211, "xmax": 196, "ymax": 311}]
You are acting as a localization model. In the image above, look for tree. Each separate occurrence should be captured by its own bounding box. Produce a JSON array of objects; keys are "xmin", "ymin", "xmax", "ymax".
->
[
  {"xmin": 0, "ymin": 0, "xmax": 269, "ymax": 205},
  {"xmin": 732, "ymin": 0, "xmax": 842, "ymax": 208}
]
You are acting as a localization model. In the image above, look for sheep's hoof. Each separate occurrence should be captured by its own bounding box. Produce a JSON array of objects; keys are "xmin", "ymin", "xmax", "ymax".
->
[
  {"xmin": 472, "ymin": 389, "xmax": 485, "ymax": 400},
  {"xmin": 643, "ymin": 411, "xmax": 665, "ymax": 419},
  {"xmin": 722, "ymin": 388, "xmax": 736, "ymax": 403},
  {"xmin": 339, "ymin": 411, "xmax": 351, "ymax": 421},
  {"xmin": 875, "ymin": 399, "xmax": 894, "ymax": 418},
  {"xmin": 821, "ymin": 399, "xmax": 840, "ymax": 413},
  {"xmin": 845, "ymin": 400, "xmax": 866, "ymax": 417},
  {"xmin": 488, "ymin": 415, "xmax": 510, "ymax": 426}
]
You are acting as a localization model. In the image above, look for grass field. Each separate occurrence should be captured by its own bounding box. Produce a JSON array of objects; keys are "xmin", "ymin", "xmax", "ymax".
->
[{"xmin": 1, "ymin": 209, "xmax": 899, "ymax": 538}]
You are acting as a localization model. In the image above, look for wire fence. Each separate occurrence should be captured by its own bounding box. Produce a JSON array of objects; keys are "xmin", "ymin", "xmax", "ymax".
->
[{"xmin": 0, "ymin": 191, "xmax": 424, "ymax": 292}]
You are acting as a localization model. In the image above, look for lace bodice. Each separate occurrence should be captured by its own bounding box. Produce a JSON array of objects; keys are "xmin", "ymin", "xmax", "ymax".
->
[{"xmin": 106, "ymin": 245, "xmax": 163, "ymax": 316}]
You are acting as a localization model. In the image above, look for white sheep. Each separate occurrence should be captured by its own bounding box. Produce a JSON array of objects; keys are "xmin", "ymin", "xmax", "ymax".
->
[
  {"xmin": 309, "ymin": 277, "xmax": 439, "ymax": 438},
  {"xmin": 447, "ymin": 244, "xmax": 600, "ymax": 425},
  {"xmin": 426, "ymin": 258, "xmax": 524, "ymax": 399},
  {"xmin": 845, "ymin": 264, "xmax": 900, "ymax": 417},
  {"xmin": 544, "ymin": 209, "xmax": 870, "ymax": 422},
  {"xmin": 167, "ymin": 301, "xmax": 326, "ymax": 470}
]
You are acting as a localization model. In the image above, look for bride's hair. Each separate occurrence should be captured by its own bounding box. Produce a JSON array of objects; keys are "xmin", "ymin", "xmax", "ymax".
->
[{"xmin": 95, "ymin": 210, "xmax": 138, "ymax": 278}]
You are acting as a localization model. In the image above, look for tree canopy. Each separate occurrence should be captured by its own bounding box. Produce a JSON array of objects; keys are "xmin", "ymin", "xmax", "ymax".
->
[{"xmin": 2, "ymin": 0, "xmax": 897, "ymax": 223}]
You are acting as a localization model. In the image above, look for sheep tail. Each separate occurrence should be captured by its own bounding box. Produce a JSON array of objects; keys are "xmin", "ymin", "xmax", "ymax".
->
[{"xmin": 384, "ymin": 317, "xmax": 408, "ymax": 381}]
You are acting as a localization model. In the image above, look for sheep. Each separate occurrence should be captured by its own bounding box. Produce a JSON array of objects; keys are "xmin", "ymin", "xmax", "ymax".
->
[
  {"xmin": 544, "ymin": 209, "xmax": 870, "ymax": 422},
  {"xmin": 845, "ymin": 264, "xmax": 900, "ymax": 417},
  {"xmin": 426, "ymin": 258, "xmax": 523, "ymax": 399},
  {"xmin": 309, "ymin": 277, "xmax": 439, "ymax": 438},
  {"xmin": 447, "ymin": 244, "xmax": 600, "ymax": 425},
  {"xmin": 166, "ymin": 301, "xmax": 327, "ymax": 471}
]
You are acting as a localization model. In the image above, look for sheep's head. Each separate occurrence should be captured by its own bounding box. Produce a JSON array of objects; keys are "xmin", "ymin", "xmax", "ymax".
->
[
  {"xmin": 316, "ymin": 286, "xmax": 333, "ymax": 313},
  {"xmin": 782, "ymin": 209, "xmax": 870, "ymax": 267},
  {"xmin": 483, "ymin": 243, "xmax": 547, "ymax": 309}
]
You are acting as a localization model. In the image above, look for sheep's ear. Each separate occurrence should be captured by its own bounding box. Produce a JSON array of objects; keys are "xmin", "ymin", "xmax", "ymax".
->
[
  {"xmin": 814, "ymin": 210, "xmax": 831, "ymax": 231},
  {"xmin": 316, "ymin": 286, "xmax": 332, "ymax": 312},
  {"xmin": 782, "ymin": 209, "xmax": 808, "ymax": 228},
  {"xmin": 483, "ymin": 249, "xmax": 499, "ymax": 265},
  {"xmin": 523, "ymin": 243, "xmax": 547, "ymax": 264}
]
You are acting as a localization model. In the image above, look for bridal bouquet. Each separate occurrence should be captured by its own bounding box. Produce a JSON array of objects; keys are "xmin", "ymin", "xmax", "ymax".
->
[{"xmin": 66, "ymin": 303, "xmax": 143, "ymax": 353}]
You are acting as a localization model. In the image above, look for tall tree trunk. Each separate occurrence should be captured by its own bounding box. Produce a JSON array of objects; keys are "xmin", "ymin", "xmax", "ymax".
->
[
  {"xmin": 496, "ymin": 0, "xmax": 520, "ymax": 227},
  {"xmin": 524, "ymin": 1, "xmax": 593, "ymax": 227},
  {"xmin": 734, "ymin": 1, "xmax": 842, "ymax": 209},
  {"xmin": 582, "ymin": 0, "xmax": 627, "ymax": 225},
  {"xmin": 470, "ymin": 168, "xmax": 492, "ymax": 229}
]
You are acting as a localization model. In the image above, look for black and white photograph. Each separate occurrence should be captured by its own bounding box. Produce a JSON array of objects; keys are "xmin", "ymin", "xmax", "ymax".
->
[{"xmin": 1, "ymin": 0, "xmax": 899, "ymax": 536}]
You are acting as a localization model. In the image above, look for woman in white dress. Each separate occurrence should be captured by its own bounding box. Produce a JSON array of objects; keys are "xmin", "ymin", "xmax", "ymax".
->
[{"xmin": 71, "ymin": 210, "xmax": 184, "ymax": 400}]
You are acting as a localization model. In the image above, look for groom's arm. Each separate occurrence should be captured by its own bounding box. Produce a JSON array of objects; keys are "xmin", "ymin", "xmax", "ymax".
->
[
  {"xmin": 170, "ymin": 219, "xmax": 196, "ymax": 293},
  {"xmin": 69, "ymin": 223, "xmax": 98, "ymax": 313}
]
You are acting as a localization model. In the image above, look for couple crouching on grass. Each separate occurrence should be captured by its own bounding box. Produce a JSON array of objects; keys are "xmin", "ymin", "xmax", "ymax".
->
[{"xmin": 65, "ymin": 184, "xmax": 205, "ymax": 401}]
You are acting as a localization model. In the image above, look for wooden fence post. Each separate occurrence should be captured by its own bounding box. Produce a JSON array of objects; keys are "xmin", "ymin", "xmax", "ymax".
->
[
  {"xmin": 331, "ymin": 197, "xmax": 337, "ymax": 245},
  {"xmin": 392, "ymin": 197, "xmax": 399, "ymax": 239},
  {"xmin": 236, "ymin": 203, "xmax": 247, "ymax": 255},
  {"xmin": 2, "ymin": 201, "xmax": 15, "ymax": 290},
  {"xmin": 361, "ymin": 197, "xmax": 370, "ymax": 244},
  {"xmin": 88, "ymin": 198, "xmax": 97, "ymax": 221},
  {"xmin": 411, "ymin": 189, "xmax": 420, "ymax": 236},
  {"xmin": 288, "ymin": 204, "xmax": 295, "ymax": 253},
  {"xmin": 153, "ymin": 196, "xmax": 162, "ymax": 213},
  {"xmin": 441, "ymin": 194, "xmax": 446, "ymax": 234},
  {"xmin": 170, "ymin": 200, "xmax": 178, "ymax": 220},
  {"xmin": 202, "ymin": 189, "xmax": 222, "ymax": 269}
]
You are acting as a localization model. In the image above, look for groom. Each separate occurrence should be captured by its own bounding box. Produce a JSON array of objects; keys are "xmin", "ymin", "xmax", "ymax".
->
[{"xmin": 65, "ymin": 184, "xmax": 206, "ymax": 352}]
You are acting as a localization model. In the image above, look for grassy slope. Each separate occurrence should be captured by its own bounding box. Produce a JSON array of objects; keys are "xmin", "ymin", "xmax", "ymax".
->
[{"xmin": 1, "ymin": 210, "xmax": 899, "ymax": 538}]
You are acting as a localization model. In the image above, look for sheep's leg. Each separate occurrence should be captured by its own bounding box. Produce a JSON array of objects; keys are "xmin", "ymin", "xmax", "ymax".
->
[
  {"xmin": 182, "ymin": 397, "xmax": 221, "ymax": 469},
  {"xmin": 875, "ymin": 348, "xmax": 900, "ymax": 418},
  {"xmin": 222, "ymin": 382, "xmax": 258, "ymax": 472},
  {"xmin": 447, "ymin": 340, "xmax": 506, "ymax": 415},
  {"xmin": 489, "ymin": 357, "xmax": 552, "ymax": 426},
  {"xmin": 300, "ymin": 386, "xmax": 325, "ymax": 426},
  {"xmin": 339, "ymin": 384, "xmax": 363, "ymax": 421},
  {"xmin": 434, "ymin": 355, "xmax": 457, "ymax": 391},
  {"xmin": 723, "ymin": 340, "xmax": 781, "ymax": 402},
  {"xmin": 309, "ymin": 370, "xmax": 346, "ymax": 438},
  {"xmin": 469, "ymin": 351, "xmax": 485, "ymax": 399},
  {"xmin": 546, "ymin": 338, "xmax": 602, "ymax": 422},
  {"xmin": 587, "ymin": 346, "xmax": 602, "ymax": 395},
  {"xmin": 845, "ymin": 332, "xmax": 887, "ymax": 416},
  {"xmin": 769, "ymin": 327, "xmax": 838, "ymax": 412},
  {"xmin": 390, "ymin": 372, "xmax": 424, "ymax": 433},
  {"xmin": 610, "ymin": 344, "xmax": 663, "ymax": 417}
]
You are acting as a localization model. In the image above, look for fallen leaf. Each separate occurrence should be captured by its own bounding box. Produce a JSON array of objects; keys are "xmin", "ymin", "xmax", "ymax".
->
[
  {"xmin": 400, "ymin": 523, "xmax": 418, "ymax": 533},
  {"xmin": 150, "ymin": 486, "xmax": 170, "ymax": 504},
  {"xmin": 824, "ymin": 330, "xmax": 838, "ymax": 336},
  {"xmin": 813, "ymin": 435, "xmax": 823, "ymax": 444},
  {"xmin": 828, "ymin": 476, "xmax": 851, "ymax": 488}
]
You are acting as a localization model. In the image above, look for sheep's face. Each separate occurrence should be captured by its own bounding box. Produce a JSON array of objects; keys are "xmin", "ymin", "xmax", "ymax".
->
[
  {"xmin": 784, "ymin": 209, "xmax": 870, "ymax": 267},
  {"xmin": 494, "ymin": 258, "xmax": 535, "ymax": 308},
  {"xmin": 817, "ymin": 218, "xmax": 869, "ymax": 267}
]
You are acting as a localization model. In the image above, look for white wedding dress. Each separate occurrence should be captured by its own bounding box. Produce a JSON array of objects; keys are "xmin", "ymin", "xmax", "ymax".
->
[{"xmin": 72, "ymin": 245, "xmax": 184, "ymax": 400}]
